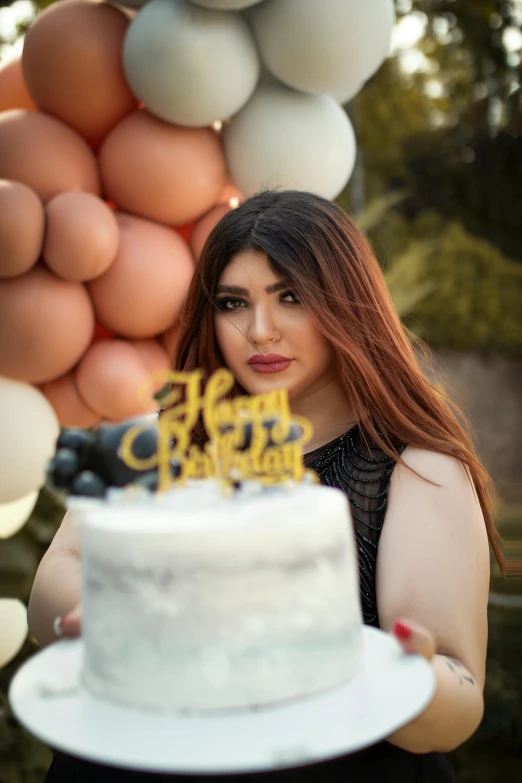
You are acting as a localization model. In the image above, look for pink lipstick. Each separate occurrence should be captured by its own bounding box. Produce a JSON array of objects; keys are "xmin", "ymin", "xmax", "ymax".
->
[{"xmin": 248, "ymin": 353, "xmax": 293, "ymax": 374}]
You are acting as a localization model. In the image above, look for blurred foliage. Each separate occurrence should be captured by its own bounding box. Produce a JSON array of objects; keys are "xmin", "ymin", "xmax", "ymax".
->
[
  {"xmin": 407, "ymin": 129, "xmax": 522, "ymax": 262},
  {"xmin": 0, "ymin": 639, "xmax": 53, "ymax": 783},
  {"xmin": 354, "ymin": 191, "xmax": 436, "ymax": 318},
  {"xmin": 0, "ymin": 489, "xmax": 64, "ymax": 783},
  {"xmin": 366, "ymin": 207, "xmax": 522, "ymax": 355},
  {"xmin": 340, "ymin": 0, "xmax": 522, "ymax": 356},
  {"xmin": 403, "ymin": 221, "xmax": 522, "ymax": 355}
]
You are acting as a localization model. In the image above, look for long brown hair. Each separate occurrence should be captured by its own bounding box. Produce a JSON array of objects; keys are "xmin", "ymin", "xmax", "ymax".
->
[{"xmin": 175, "ymin": 190, "xmax": 503, "ymax": 570}]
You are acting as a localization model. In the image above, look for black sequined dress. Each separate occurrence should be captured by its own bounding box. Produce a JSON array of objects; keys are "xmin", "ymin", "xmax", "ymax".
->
[{"xmin": 45, "ymin": 425, "xmax": 454, "ymax": 783}]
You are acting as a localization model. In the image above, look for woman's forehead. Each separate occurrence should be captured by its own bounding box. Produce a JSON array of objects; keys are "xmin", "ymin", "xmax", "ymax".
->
[{"xmin": 218, "ymin": 250, "xmax": 279, "ymax": 287}]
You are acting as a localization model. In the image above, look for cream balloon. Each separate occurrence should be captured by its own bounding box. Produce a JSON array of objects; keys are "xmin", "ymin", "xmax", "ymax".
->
[
  {"xmin": 123, "ymin": 0, "xmax": 260, "ymax": 127},
  {"xmin": 117, "ymin": 1, "xmax": 149, "ymax": 9},
  {"xmin": 331, "ymin": 81, "xmax": 365, "ymax": 106},
  {"xmin": 0, "ymin": 377, "xmax": 59, "ymax": 504},
  {"xmin": 223, "ymin": 82, "xmax": 356, "ymax": 199},
  {"xmin": 0, "ymin": 599, "xmax": 28, "ymax": 668},
  {"xmin": 0, "ymin": 491, "xmax": 38, "ymax": 539},
  {"xmin": 189, "ymin": 1, "xmax": 265, "ymax": 8},
  {"xmin": 249, "ymin": 0, "xmax": 395, "ymax": 97}
]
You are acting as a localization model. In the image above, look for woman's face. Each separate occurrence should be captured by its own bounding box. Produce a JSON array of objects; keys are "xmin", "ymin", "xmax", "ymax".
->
[{"xmin": 214, "ymin": 250, "xmax": 337, "ymax": 400}]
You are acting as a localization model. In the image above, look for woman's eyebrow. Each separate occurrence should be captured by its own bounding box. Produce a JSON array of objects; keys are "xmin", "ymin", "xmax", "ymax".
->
[
  {"xmin": 215, "ymin": 284, "xmax": 250, "ymax": 296},
  {"xmin": 264, "ymin": 282, "xmax": 288, "ymax": 295},
  {"xmin": 215, "ymin": 282, "xmax": 287, "ymax": 296}
]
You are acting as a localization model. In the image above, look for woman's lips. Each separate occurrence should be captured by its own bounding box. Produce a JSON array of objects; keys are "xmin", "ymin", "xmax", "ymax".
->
[{"xmin": 248, "ymin": 353, "xmax": 293, "ymax": 374}]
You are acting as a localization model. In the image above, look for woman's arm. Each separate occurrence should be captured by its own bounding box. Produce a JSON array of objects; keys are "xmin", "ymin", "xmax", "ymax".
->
[
  {"xmin": 27, "ymin": 509, "xmax": 82, "ymax": 648},
  {"xmin": 377, "ymin": 447, "xmax": 491, "ymax": 754}
]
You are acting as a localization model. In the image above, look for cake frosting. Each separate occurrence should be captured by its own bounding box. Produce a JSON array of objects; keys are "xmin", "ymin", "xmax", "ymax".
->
[{"xmin": 73, "ymin": 481, "xmax": 363, "ymax": 713}]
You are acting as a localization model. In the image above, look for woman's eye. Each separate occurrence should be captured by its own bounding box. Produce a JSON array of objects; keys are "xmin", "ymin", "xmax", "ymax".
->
[
  {"xmin": 281, "ymin": 291, "xmax": 299, "ymax": 304},
  {"xmin": 217, "ymin": 298, "xmax": 246, "ymax": 311}
]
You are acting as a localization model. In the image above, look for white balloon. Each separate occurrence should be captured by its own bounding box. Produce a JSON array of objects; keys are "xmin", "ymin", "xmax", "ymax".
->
[
  {"xmin": 249, "ymin": 0, "xmax": 395, "ymax": 97},
  {"xmin": 0, "ymin": 599, "xmax": 28, "ymax": 668},
  {"xmin": 331, "ymin": 81, "xmax": 365, "ymax": 106},
  {"xmin": 0, "ymin": 377, "xmax": 59, "ymax": 504},
  {"xmin": 110, "ymin": 0, "xmax": 148, "ymax": 10},
  {"xmin": 123, "ymin": 0, "xmax": 260, "ymax": 127},
  {"xmin": 0, "ymin": 490, "xmax": 38, "ymax": 539},
  {"xmin": 116, "ymin": 1, "xmax": 149, "ymax": 9},
  {"xmin": 223, "ymin": 82, "xmax": 356, "ymax": 200},
  {"xmin": 189, "ymin": 1, "xmax": 265, "ymax": 9}
]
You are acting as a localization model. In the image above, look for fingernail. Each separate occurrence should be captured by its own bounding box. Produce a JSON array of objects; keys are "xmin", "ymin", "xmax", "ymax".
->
[
  {"xmin": 53, "ymin": 616, "xmax": 63, "ymax": 638},
  {"xmin": 393, "ymin": 620, "xmax": 413, "ymax": 640}
]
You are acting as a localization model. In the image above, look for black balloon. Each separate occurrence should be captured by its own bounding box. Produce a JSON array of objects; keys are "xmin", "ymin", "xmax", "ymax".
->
[
  {"xmin": 47, "ymin": 418, "xmax": 160, "ymax": 498},
  {"xmin": 47, "ymin": 414, "xmax": 306, "ymax": 499},
  {"xmin": 53, "ymin": 448, "xmax": 80, "ymax": 487},
  {"xmin": 56, "ymin": 428, "xmax": 94, "ymax": 468},
  {"xmin": 135, "ymin": 472, "xmax": 159, "ymax": 492},
  {"xmin": 71, "ymin": 471, "xmax": 107, "ymax": 499},
  {"xmin": 86, "ymin": 419, "xmax": 159, "ymax": 488}
]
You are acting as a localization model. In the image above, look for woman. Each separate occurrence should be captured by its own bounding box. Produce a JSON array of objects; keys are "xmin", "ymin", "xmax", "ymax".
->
[{"xmin": 29, "ymin": 190, "xmax": 502, "ymax": 782}]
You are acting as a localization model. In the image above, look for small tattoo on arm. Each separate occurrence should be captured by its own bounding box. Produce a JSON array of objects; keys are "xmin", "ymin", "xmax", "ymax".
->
[{"xmin": 445, "ymin": 657, "xmax": 475, "ymax": 686}]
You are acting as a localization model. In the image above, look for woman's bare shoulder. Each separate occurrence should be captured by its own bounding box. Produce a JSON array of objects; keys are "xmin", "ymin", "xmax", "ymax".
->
[{"xmin": 377, "ymin": 446, "xmax": 490, "ymax": 683}]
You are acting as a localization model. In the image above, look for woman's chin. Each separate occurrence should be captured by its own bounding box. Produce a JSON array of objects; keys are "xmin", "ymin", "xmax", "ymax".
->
[{"xmin": 236, "ymin": 370, "xmax": 295, "ymax": 397}]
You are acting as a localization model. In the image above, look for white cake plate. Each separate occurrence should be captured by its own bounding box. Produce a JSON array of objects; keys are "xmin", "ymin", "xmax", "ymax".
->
[{"xmin": 9, "ymin": 626, "xmax": 435, "ymax": 774}]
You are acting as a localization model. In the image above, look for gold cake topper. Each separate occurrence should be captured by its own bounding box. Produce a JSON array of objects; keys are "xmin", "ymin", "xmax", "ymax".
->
[{"xmin": 119, "ymin": 369, "xmax": 315, "ymax": 492}]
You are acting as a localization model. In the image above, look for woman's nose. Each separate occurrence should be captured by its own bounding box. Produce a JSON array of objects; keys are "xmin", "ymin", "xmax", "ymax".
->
[{"xmin": 248, "ymin": 305, "xmax": 278, "ymax": 347}]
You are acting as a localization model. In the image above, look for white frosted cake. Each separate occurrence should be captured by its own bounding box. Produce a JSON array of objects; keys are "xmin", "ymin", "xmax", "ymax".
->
[{"xmin": 73, "ymin": 481, "xmax": 363, "ymax": 713}]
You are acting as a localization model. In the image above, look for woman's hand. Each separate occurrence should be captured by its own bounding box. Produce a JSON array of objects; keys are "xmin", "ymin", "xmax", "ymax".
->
[
  {"xmin": 54, "ymin": 604, "xmax": 82, "ymax": 639},
  {"xmin": 53, "ymin": 612, "xmax": 438, "ymax": 651},
  {"xmin": 392, "ymin": 618, "xmax": 436, "ymax": 662}
]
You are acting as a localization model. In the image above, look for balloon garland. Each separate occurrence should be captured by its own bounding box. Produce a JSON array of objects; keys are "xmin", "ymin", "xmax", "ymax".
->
[{"xmin": 0, "ymin": 0, "xmax": 394, "ymax": 552}]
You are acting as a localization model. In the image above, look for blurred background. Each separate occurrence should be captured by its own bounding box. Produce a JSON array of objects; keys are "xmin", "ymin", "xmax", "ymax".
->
[{"xmin": 0, "ymin": 1, "xmax": 521, "ymax": 781}]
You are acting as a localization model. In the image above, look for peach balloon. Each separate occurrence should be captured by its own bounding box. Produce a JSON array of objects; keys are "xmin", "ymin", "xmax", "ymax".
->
[
  {"xmin": 44, "ymin": 192, "xmax": 120, "ymax": 282},
  {"xmin": 99, "ymin": 111, "xmax": 227, "ymax": 225},
  {"xmin": 75, "ymin": 339, "xmax": 157, "ymax": 421},
  {"xmin": 162, "ymin": 321, "xmax": 181, "ymax": 362},
  {"xmin": 218, "ymin": 182, "xmax": 244, "ymax": 207},
  {"xmin": 131, "ymin": 339, "xmax": 171, "ymax": 392},
  {"xmin": 0, "ymin": 265, "xmax": 95, "ymax": 384},
  {"xmin": 0, "ymin": 57, "xmax": 36, "ymax": 112},
  {"xmin": 40, "ymin": 372, "xmax": 101, "ymax": 429},
  {"xmin": 91, "ymin": 323, "xmax": 116, "ymax": 344},
  {"xmin": 0, "ymin": 110, "xmax": 100, "ymax": 203},
  {"xmin": 0, "ymin": 180, "xmax": 45, "ymax": 278},
  {"xmin": 175, "ymin": 221, "xmax": 196, "ymax": 244},
  {"xmin": 87, "ymin": 212, "xmax": 194, "ymax": 338},
  {"xmin": 22, "ymin": 1, "xmax": 136, "ymax": 148},
  {"xmin": 191, "ymin": 203, "xmax": 233, "ymax": 260}
]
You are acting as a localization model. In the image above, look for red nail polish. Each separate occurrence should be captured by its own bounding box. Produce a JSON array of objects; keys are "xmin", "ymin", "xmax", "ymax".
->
[{"xmin": 394, "ymin": 620, "xmax": 413, "ymax": 640}]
